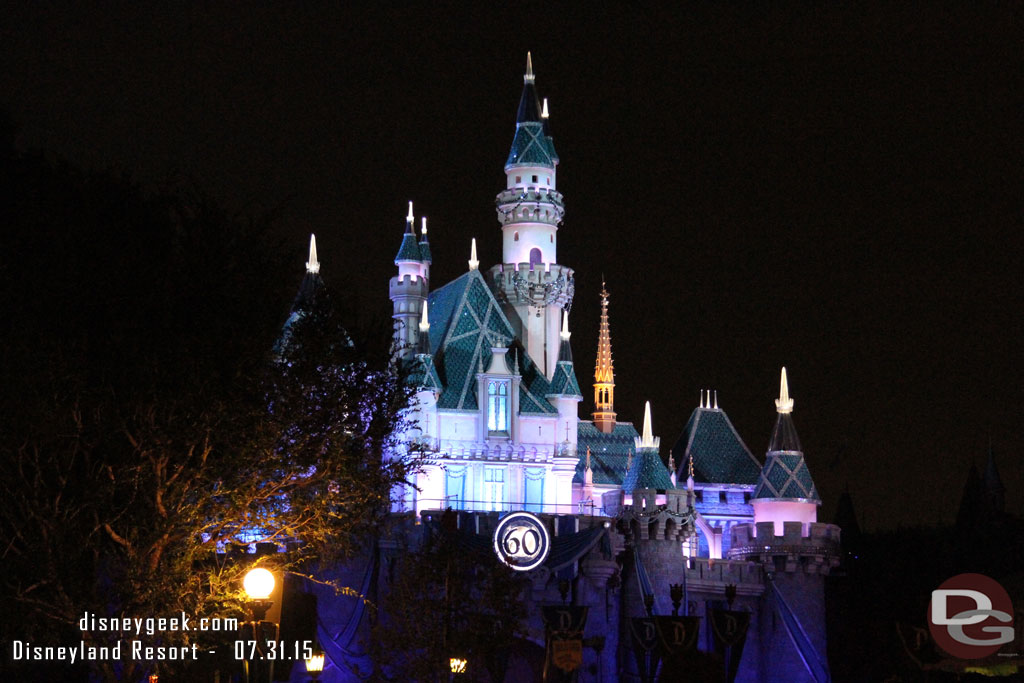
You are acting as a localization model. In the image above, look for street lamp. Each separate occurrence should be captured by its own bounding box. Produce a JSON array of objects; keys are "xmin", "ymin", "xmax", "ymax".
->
[
  {"xmin": 242, "ymin": 568, "xmax": 278, "ymax": 683},
  {"xmin": 305, "ymin": 648, "xmax": 325, "ymax": 682}
]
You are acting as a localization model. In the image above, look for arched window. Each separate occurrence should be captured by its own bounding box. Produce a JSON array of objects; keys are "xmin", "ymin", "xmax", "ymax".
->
[
  {"xmin": 529, "ymin": 248, "xmax": 542, "ymax": 268},
  {"xmin": 514, "ymin": 231, "xmax": 519, "ymax": 241}
]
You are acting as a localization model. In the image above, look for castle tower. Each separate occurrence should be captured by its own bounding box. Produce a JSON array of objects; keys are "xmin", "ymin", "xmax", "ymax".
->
[
  {"xmin": 592, "ymin": 284, "xmax": 617, "ymax": 433},
  {"xmin": 728, "ymin": 367, "xmax": 838, "ymax": 683},
  {"xmin": 489, "ymin": 53, "xmax": 573, "ymax": 379},
  {"xmin": 751, "ymin": 367, "xmax": 820, "ymax": 532},
  {"xmin": 546, "ymin": 311, "xmax": 582, "ymax": 454},
  {"xmin": 389, "ymin": 201, "xmax": 429, "ymax": 358}
]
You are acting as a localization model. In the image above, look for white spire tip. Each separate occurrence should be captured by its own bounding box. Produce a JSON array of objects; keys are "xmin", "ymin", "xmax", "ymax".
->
[
  {"xmin": 305, "ymin": 233, "xmax": 320, "ymax": 274},
  {"xmin": 468, "ymin": 238, "xmax": 479, "ymax": 271},
  {"xmin": 775, "ymin": 367, "xmax": 794, "ymax": 413},
  {"xmin": 541, "ymin": 98, "xmax": 550, "ymax": 119},
  {"xmin": 406, "ymin": 200, "xmax": 414, "ymax": 224}
]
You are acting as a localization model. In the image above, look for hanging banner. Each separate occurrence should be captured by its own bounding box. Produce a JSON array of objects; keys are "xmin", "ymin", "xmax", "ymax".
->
[
  {"xmin": 708, "ymin": 609, "xmax": 750, "ymax": 683},
  {"xmin": 630, "ymin": 617, "xmax": 662, "ymax": 682},
  {"xmin": 543, "ymin": 606, "xmax": 589, "ymax": 678}
]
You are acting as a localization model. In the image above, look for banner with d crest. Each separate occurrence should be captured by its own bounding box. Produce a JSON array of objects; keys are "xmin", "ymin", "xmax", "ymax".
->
[
  {"xmin": 542, "ymin": 606, "xmax": 589, "ymax": 680},
  {"xmin": 708, "ymin": 609, "xmax": 750, "ymax": 683}
]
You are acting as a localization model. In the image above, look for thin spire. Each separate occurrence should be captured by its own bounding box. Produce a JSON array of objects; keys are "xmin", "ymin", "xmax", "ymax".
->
[
  {"xmin": 635, "ymin": 401, "xmax": 660, "ymax": 449},
  {"xmin": 627, "ymin": 450, "xmax": 633, "ymax": 472},
  {"xmin": 541, "ymin": 98, "xmax": 550, "ymax": 119},
  {"xmin": 592, "ymin": 282, "xmax": 617, "ymax": 432},
  {"xmin": 776, "ymin": 367, "xmax": 794, "ymax": 414},
  {"xmin": 305, "ymin": 233, "xmax": 320, "ymax": 274},
  {"xmin": 418, "ymin": 304, "xmax": 429, "ymax": 334},
  {"xmin": 560, "ymin": 310, "xmax": 570, "ymax": 340},
  {"xmin": 406, "ymin": 201, "xmax": 414, "ymax": 232},
  {"xmin": 714, "ymin": 390, "xmax": 719, "ymax": 410},
  {"xmin": 421, "ymin": 216, "xmax": 428, "ymax": 237},
  {"xmin": 468, "ymin": 238, "xmax": 479, "ymax": 271},
  {"xmin": 524, "ymin": 51, "xmax": 535, "ymax": 83},
  {"xmin": 586, "ymin": 446, "xmax": 592, "ymax": 471}
]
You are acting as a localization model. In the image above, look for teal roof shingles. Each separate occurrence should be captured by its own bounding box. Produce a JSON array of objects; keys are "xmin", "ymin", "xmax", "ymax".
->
[
  {"xmin": 547, "ymin": 360, "xmax": 582, "ymax": 398},
  {"xmin": 574, "ymin": 422, "xmax": 639, "ymax": 485},
  {"xmin": 426, "ymin": 270, "xmax": 555, "ymax": 415},
  {"xmin": 670, "ymin": 407, "xmax": 762, "ymax": 486},
  {"xmin": 622, "ymin": 447, "xmax": 674, "ymax": 492},
  {"xmin": 395, "ymin": 232, "xmax": 422, "ymax": 262},
  {"xmin": 753, "ymin": 413, "xmax": 820, "ymax": 502},
  {"xmin": 506, "ymin": 122, "xmax": 557, "ymax": 168},
  {"xmin": 406, "ymin": 353, "xmax": 442, "ymax": 392}
]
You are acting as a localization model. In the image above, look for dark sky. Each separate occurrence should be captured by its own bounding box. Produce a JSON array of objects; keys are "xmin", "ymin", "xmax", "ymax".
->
[{"xmin": 3, "ymin": 3, "xmax": 1021, "ymax": 529}]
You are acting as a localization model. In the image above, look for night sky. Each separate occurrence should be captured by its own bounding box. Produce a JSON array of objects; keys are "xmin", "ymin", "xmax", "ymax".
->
[{"xmin": 3, "ymin": 4, "xmax": 1021, "ymax": 529}]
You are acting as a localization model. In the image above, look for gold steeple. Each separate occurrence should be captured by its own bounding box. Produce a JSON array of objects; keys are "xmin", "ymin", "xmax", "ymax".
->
[{"xmin": 592, "ymin": 282, "xmax": 617, "ymax": 433}]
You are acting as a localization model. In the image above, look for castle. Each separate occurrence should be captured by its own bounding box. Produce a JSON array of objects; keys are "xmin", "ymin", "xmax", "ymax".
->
[{"xmin": 303, "ymin": 54, "xmax": 840, "ymax": 682}]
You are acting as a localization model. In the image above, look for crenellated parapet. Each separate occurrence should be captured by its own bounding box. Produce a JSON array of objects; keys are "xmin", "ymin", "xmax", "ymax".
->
[
  {"xmin": 727, "ymin": 521, "xmax": 841, "ymax": 574},
  {"xmin": 488, "ymin": 262, "xmax": 574, "ymax": 311},
  {"xmin": 495, "ymin": 186, "xmax": 565, "ymax": 227},
  {"xmin": 619, "ymin": 488, "xmax": 696, "ymax": 543}
]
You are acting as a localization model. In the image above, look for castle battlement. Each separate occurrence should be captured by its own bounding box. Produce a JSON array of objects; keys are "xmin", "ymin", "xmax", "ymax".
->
[
  {"xmin": 389, "ymin": 273, "xmax": 429, "ymax": 291},
  {"xmin": 727, "ymin": 521, "xmax": 841, "ymax": 573}
]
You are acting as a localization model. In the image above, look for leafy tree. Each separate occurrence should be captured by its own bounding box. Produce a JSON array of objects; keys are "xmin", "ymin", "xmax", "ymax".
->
[
  {"xmin": 370, "ymin": 511, "xmax": 529, "ymax": 682},
  {"xmin": 0, "ymin": 136, "xmax": 420, "ymax": 681}
]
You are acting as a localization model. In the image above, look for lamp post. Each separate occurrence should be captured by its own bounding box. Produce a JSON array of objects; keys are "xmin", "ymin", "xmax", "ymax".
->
[
  {"xmin": 305, "ymin": 647, "xmax": 325, "ymax": 682},
  {"xmin": 242, "ymin": 568, "xmax": 278, "ymax": 683}
]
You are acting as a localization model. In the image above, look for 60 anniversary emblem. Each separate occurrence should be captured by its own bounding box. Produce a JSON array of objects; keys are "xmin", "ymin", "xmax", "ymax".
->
[{"xmin": 493, "ymin": 511, "xmax": 550, "ymax": 571}]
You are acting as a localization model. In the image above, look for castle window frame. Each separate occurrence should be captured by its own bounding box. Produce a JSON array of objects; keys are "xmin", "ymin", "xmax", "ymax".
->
[{"xmin": 487, "ymin": 380, "xmax": 509, "ymax": 435}]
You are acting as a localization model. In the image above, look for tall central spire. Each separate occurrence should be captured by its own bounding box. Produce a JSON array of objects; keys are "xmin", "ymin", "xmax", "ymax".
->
[{"xmin": 593, "ymin": 282, "xmax": 617, "ymax": 433}]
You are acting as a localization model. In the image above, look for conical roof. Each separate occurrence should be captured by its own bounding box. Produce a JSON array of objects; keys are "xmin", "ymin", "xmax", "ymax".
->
[
  {"xmin": 753, "ymin": 369, "xmax": 820, "ymax": 502},
  {"xmin": 506, "ymin": 53, "xmax": 558, "ymax": 169},
  {"xmin": 621, "ymin": 403, "xmax": 674, "ymax": 491}
]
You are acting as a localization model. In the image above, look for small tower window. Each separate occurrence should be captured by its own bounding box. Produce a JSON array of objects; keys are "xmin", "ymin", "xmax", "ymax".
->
[
  {"xmin": 514, "ymin": 231, "xmax": 519, "ymax": 241},
  {"xmin": 532, "ymin": 175, "xmax": 538, "ymax": 183},
  {"xmin": 515, "ymin": 176, "xmax": 521, "ymax": 183},
  {"xmin": 529, "ymin": 248, "xmax": 542, "ymax": 267},
  {"xmin": 550, "ymin": 234, "xmax": 554, "ymax": 243}
]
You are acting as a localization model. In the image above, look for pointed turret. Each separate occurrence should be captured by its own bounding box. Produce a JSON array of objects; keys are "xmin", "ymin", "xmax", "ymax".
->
[
  {"xmin": 753, "ymin": 368, "xmax": 820, "ymax": 532},
  {"xmin": 418, "ymin": 217, "xmax": 432, "ymax": 264},
  {"xmin": 395, "ymin": 201, "xmax": 424, "ymax": 265},
  {"xmin": 390, "ymin": 202, "xmax": 429, "ymax": 357},
  {"xmin": 592, "ymin": 283, "xmax": 617, "ymax": 433},
  {"xmin": 468, "ymin": 238, "xmax": 479, "ymax": 271},
  {"xmin": 547, "ymin": 311, "xmax": 582, "ymax": 398},
  {"xmin": 276, "ymin": 233, "xmax": 334, "ymax": 357},
  {"xmin": 622, "ymin": 401, "xmax": 673, "ymax": 492}
]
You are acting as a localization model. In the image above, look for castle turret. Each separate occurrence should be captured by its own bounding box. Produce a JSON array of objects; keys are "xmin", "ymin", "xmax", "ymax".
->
[
  {"xmin": 622, "ymin": 402, "xmax": 674, "ymax": 497},
  {"xmin": 489, "ymin": 53, "xmax": 573, "ymax": 379},
  {"xmin": 546, "ymin": 311, "xmax": 582, "ymax": 455},
  {"xmin": 592, "ymin": 284, "xmax": 617, "ymax": 433},
  {"xmin": 728, "ymin": 367, "xmax": 838, "ymax": 683},
  {"xmin": 750, "ymin": 367, "xmax": 820, "ymax": 534},
  {"xmin": 390, "ymin": 201, "xmax": 429, "ymax": 357}
]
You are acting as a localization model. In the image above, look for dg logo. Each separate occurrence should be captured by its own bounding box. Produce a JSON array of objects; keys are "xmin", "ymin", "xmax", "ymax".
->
[{"xmin": 493, "ymin": 511, "xmax": 551, "ymax": 571}]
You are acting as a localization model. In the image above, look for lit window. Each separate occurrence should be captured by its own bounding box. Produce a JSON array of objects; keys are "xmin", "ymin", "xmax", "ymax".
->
[
  {"xmin": 488, "ymin": 381, "xmax": 509, "ymax": 434},
  {"xmin": 484, "ymin": 467, "xmax": 506, "ymax": 511}
]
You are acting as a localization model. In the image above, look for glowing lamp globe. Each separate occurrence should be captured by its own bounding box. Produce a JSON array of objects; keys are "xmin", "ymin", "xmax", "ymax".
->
[
  {"xmin": 243, "ymin": 568, "xmax": 275, "ymax": 600},
  {"xmin": 305, "ymin": 653, "xmax": 325, "ymax": 673}
]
